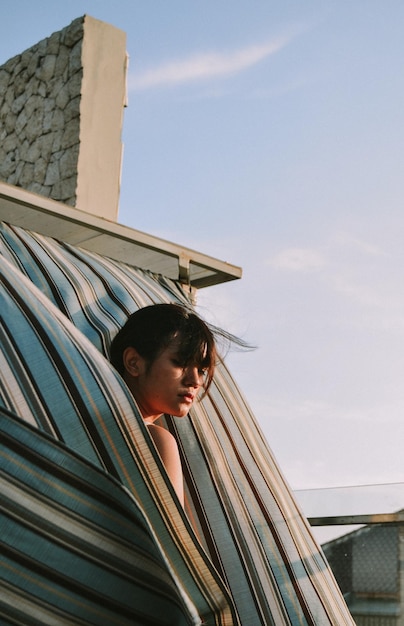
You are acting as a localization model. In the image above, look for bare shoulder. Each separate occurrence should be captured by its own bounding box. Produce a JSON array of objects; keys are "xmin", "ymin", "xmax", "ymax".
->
[
  {"xmin": 146, "ymin": 423, "xmax": 178, "ymax": 454},
  {"xmin": 146, "ymin": 423, "xmax": 184, "ymax": 505}
]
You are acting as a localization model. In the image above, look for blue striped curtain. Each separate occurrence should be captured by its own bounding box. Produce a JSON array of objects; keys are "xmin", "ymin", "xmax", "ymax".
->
[
  {"xmin": 0, "ymin": 407, "xmax": 199, "ymax": 626},
  {"xmin": 0, "ymin": 222, "xmax": 355, "ymax": 625}
]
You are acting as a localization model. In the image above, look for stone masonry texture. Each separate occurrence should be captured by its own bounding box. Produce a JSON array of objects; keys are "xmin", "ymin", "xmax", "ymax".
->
[{"xmin": 0, "ymin": 17, "xmax": 85, "ymax": 205}]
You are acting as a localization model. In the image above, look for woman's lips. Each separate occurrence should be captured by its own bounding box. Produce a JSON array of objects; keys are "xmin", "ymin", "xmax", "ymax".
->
[{"xmin": 181, "ymin": 392, "xmax": 195, "ymax": 403}]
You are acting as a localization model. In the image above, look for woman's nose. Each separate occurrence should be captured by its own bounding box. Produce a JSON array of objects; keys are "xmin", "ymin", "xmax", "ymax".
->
[{"xmin": 184, "ymin": 365, "xmax": 202, "ymax": 387}]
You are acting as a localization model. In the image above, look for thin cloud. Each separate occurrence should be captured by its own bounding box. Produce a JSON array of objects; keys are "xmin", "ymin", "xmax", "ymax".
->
[
  {"xmin": 129, "ymin": 34, "xmax": 292, "ymax": 91},
  {"xmin": 269, "ymin": 247, "xmax": 326, "ymax": 272},
  {"xmin": 334, "ymin": 232, "xmax": 387, "ymax": 257}
]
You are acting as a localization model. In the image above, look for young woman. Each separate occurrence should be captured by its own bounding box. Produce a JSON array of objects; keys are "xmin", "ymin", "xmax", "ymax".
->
[{"xmin": 110, "ymin": 303, "xmax": 218, "ymax": 506}]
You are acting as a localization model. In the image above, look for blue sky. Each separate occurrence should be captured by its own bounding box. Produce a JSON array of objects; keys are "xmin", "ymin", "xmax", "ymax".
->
[{"xmin": 2, "ymin": 2, "xmax": 404, "ymax": 506}]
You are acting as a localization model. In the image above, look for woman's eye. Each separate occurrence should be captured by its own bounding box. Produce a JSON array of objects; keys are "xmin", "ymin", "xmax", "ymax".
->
[{"xmin": 171, "ymin": 358, "xmax": 183, "ymax": 367}]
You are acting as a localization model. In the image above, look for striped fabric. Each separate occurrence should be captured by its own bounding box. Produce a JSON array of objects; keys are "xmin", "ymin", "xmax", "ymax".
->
[
  {"xmin": 0, "ymin": 221, "xmax": 356, "ymax": 625},
  {"xmin": 0, "ymin": 407, "xmax": 197, "ymax": 626}
]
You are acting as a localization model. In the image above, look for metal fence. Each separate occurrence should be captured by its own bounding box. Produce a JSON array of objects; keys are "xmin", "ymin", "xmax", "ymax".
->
[{"xmin": 296, "ymin": 484, "xmax": 404, "ymax": 626}]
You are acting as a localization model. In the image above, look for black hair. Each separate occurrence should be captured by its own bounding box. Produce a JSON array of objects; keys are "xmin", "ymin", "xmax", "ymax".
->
[{"xmin": 110, "ymin": 303, "xmax": 217, "ymax": 393}]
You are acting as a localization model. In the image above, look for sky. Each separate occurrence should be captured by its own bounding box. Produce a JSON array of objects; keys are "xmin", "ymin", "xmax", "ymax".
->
[{"xmin": 2, "ymin": 2, "xmax": 404, "ymax": 525}]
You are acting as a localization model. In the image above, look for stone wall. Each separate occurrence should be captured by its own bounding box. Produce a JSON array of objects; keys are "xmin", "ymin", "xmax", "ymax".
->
[
  {"xmin": 0, "ymin": 17, "xmax": 84, "ymax": 205},
  {"xmin": 0, "ymin": 16, "xmax": 127, "ymax": 220}
]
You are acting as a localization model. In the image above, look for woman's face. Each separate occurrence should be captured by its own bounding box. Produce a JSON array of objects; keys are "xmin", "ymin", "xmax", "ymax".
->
[{"xmin": 123, "ymin": 336, "xmax": 207, "ymax": 423}]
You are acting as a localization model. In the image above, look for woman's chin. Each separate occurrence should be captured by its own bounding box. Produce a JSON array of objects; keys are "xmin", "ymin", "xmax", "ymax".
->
[{"xmin": 172, "ymin": 408, "xmax": 190, "ymax": 418}]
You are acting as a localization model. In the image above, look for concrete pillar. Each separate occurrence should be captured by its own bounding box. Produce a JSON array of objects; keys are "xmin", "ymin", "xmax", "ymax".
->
[{"xmin": 75, "ymin": 16, "xmax": 127, "ymax": 220}]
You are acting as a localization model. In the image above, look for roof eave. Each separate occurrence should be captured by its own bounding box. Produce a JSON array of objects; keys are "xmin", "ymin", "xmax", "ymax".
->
[{"xmin": 0, "ymin": 182, "xmax": 242, "ymax": 289}]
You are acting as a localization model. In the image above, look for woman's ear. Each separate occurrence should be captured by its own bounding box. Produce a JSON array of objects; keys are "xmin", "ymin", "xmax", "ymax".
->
[{"xmin": 122, "ymin": 346, "xmax": 143, "ymax": 377}]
